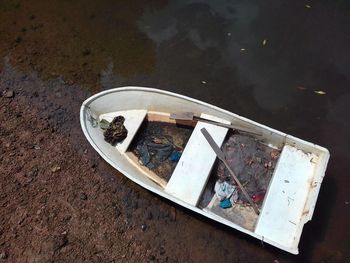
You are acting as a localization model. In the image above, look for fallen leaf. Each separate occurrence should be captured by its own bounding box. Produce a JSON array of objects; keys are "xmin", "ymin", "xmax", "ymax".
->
[
  {"xmin": 262, "ymin": 39, "xmax": 267, "ymax": 46},
  {"xmin": 314, "ymin": 90, "xmax": 326, "ymax": 95}
]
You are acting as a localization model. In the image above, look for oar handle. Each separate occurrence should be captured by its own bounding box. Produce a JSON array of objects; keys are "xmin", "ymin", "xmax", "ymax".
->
[{"xmin": 194, "ymin": 117, "xmax": 262, "ymax": 136}]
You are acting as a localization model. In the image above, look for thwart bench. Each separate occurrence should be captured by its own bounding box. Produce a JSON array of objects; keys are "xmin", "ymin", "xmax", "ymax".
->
[{"xmin": 165, "ymin": 113, "xmax": 230, "ymax": 206}]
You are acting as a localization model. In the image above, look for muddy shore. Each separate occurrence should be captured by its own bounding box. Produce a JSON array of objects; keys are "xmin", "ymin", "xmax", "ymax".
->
[{"xmin": 0, "ymin": 64, "xmax": 271, "ymax": 263}]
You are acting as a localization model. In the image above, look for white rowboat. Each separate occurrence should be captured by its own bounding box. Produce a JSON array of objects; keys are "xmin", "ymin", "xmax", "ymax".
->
[{"xmin": 80, "ymin": 87, "xmax": 329, "ymax": 254}]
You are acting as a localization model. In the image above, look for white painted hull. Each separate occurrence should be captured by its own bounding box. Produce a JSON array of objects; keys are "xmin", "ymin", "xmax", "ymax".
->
[{"xmin": 80, "ymin": 87, "xmax": 329, "ymax": 254}]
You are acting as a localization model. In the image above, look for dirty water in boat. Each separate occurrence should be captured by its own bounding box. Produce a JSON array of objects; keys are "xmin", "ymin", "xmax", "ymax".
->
[{"xmin": 1, "ymin": 0, "xmax": 350, "ymax": 262}]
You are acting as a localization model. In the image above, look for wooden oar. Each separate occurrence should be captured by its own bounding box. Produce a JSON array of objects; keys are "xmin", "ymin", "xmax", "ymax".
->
[
  {"xmin": 200, "ymin": 127, "xmax": 260, "ymax": 215},
  {"xmin": 170, "ymin": 112, "xmax": 262, "ymax": 136}
]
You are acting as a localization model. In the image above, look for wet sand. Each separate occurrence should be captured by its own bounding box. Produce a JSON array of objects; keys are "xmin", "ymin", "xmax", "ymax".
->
[{"xmin": 1, "ymin": 1, "xmax": 350, "ymax": 262}]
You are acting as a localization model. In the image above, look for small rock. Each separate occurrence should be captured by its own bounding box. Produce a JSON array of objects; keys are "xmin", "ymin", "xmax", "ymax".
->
[
  {"xmin": 51, "ymin": 165, "xmax": 61, "ymax": 173},
  {"xmin": 3, "ymin": 90, "xmax": 14, "ymax": 98},
  {"xmin": 80, "ymin": 193, "xmax": 87, "ymax": 200},
  {"xmin": 33, "ymin": 145, "xmax": 41, "ymax": 150},
  {"xmin": 141, "ymin": 224, "xmax": 147, "ymax": 231},
  {"xmin": 0, "ymin": 251, "xmax": 8, "ymax": 259}
]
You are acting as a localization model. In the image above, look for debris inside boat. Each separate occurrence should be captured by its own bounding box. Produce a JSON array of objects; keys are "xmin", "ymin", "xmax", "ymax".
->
[
  {"xmin": 99, "ymin": 112, "xmax": 280, "ymax": 231},
  {"xmin": 199, "ymin": 131, "xmax": 280, "ymax": 230},
  {"xmin": 101, "ymin": 116, "xmax": 128, "ymax": 145},
  {"xmin": 82, "ymin": 87, "xmax": 330, "ymax": 254},
  {"xmin": 129, "ymin": 119, "xmax": 193, "ymax": 181}
]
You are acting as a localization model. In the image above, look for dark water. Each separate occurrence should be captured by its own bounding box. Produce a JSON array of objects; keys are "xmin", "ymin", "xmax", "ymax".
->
[{"xmin": 1, "ymin": 0, "xmax": 350, "ymax": 262}]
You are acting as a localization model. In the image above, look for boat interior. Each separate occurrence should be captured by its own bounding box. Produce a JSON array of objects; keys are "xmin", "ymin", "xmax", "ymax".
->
[{"xmin": 98, "ymin": 109, "xmax": 319, "ymax": 233}]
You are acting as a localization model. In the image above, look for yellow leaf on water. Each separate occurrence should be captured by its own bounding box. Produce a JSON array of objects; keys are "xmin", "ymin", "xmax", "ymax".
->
[{"xmin": 314, "ymin": 90, "xmax": 326, "ymax": 95}]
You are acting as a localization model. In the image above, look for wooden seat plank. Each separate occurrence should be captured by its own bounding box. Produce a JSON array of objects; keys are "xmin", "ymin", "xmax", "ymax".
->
[{"xmin": 165, "ymin": 113, "xmax": 230, "ymax": 206}]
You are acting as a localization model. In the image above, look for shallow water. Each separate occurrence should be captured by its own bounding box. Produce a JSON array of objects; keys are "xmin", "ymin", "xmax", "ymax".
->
[{"xmin": 1, "ymin": 0, "xmax": 350, "ymax": 262}]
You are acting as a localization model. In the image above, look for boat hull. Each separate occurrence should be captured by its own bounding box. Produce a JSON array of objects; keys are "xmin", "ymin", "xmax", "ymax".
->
[{"xmin": 80, "ymin": 87, "xmax": 330, "ymax": 254}]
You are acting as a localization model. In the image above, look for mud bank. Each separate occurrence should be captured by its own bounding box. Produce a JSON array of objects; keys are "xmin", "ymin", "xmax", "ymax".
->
[{"xmin": 0, "ymin": 64, "xmax": 187, "ymax": 262}]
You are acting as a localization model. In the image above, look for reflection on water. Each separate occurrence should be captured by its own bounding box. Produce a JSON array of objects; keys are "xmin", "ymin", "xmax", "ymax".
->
[{"xmin": 0, "ymin": 0, "xmax": 162, "ymax": 90}]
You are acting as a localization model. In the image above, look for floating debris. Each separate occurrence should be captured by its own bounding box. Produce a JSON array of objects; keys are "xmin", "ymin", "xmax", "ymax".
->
[
  {"xmin": 201, "ymin": 80, "xmax": 207, "ymax": 84},
  {"xmin": 240, "ymin": 48, "xmax": 246, "ymax": 51},
  {"xmin": 262, "ymin": 39, "xmax": 267, "ymax": 46},
  {"xmin": 305, "ymin": 4, "xmax": 311, "ymax": 8},
  {"xmin": 314, "ymin": 90, "xmax": 326, "ymax": 95}
]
